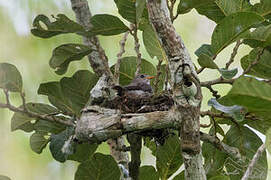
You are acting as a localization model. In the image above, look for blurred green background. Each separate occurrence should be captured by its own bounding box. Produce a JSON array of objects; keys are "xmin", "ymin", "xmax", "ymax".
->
[{"xmin": 0, "ymin": 0, "xmax": 267, "ymax": 180}]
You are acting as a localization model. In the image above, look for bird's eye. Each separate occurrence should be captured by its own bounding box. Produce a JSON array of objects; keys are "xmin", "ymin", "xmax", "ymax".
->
[{"xmin": 140, "ymin": 74, "xmax": 145, "ymax": 78}]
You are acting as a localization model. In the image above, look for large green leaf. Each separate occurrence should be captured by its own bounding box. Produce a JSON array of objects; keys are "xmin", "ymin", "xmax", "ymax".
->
[
  {"xmin": 139, "ymin": 166, "xmax": 159, "ymax": 180},
  {"xmin": 215, "ymin": 0, "xmax": 252, "ymax": 16},
  {"xmin": 172, "ymin": 171, "xmax": 185, "ymax": 180},
  {"xmin": 252, "ymin": 0, "xmax": 271, "ymax": 17},
  {"xmin": 31, "ymin": 14, "xmax": 86, "ymax": 38},
  {"xmin": 156, "ymin": 135, "xmax": 183, "ymax": 179},
  {"xmin": 243, "ymin": 24, "xmax": 271, "ymax": 48},
  {"xmin": 38, "ymin": 82, "xmax": 74, "ymax": 114},
  {"xmin": 142, "ymin": 25, "xmax": 167, "ymax": 61},
  {"xmin": 49, "ymin": 43, "xmax": 92, "ymax": 75},
  {"xmin": 195, "ymin": 44, "xmax": 214, "ymax": 58},
  {"xmin": 49, "ymin": 127, "xmax": 74, "ymax": 163},
  {"xmin": 87, "ymin": 14, "xmax": 129, "ymax": 36},
  {"xmin": 111, "ymin": 56, "xmax": 156, "ymax": 86},
  {"xmin": 215, "ymin": 96, "xmax": 271, "ymax": 134},
  {"xmin": 38, "ymin": 70, "xmax": 98, "ymax": 116},
  {"xmin": 34, "ymin": 119, "xmax": 66, "ymax": 134},
  {"xmin": 202, "ymin": 137, "xmax": 227, "ymax": 178},
  {"xmin": 196, "ymin": 2, "xmax": 226, "ymax": 23},
  {"xmin": 114, "ymin": 0, "xmax": 136, "ymax": 23},
  {"xmin": 67, "ymin": 143, "xmax": 97, "ymax": 162},
  {"xmin": 75, "ymin": 153, "xmax": 120, "ymax": 180},
  {"xmin": 136, "ymin": 0, "xmax": 146, "ymax": 24},
  {"xmin": 241, "ymin": 48, "xmax": 271, "ymax": 79},
  {"xmin": 197, "ymin": 54, "xmax": 218, "ymax": 69},
  {"xmin": 30, "ymin": 132, "xmax": 50, "ymax": 154},
  {"xmin": 60, "ymin": 70, "xmax": 98, "ymax": 114},
  {"xmin": 265, "ymin": 127, "xmax": 271, "ymax": 155},
  {"xmin": 0, "ymin": 63, "xmax": 22, "ymax": 92},
  {"xmin": 177, "ymin": 0, "xmax": 215, "ymax": 14},
  {"xmin": 225, "ymin": 76, "xmax": 271, "ymax": 111},
  {"xmin": 223, "ymin": 125, "xmax": 267, "ymax": 180},
  {"xmin": 211, "ymin": 12, "xmax": 264, "ymax": 54},
  {"xmin": 218, "ymin": 68, "xmax": 238, "ymax": 79},
  {"xmin": 11, "ymin": 103, "xmax": 59, "ymax": 132}
]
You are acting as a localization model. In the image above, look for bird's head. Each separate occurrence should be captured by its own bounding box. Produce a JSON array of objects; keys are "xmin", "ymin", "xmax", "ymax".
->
[{"xmin": 132, "ymin": 74, "xmax": 155, "ymax": 85}]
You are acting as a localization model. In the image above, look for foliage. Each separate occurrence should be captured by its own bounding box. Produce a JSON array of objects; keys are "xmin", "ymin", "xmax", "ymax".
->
[{"xmin": 1, "ymin": 0, "xmax": 271, "ymax": 179}]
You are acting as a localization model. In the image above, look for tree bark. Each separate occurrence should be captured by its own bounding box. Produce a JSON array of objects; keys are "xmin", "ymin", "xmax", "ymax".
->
[{"xmin": 146, "ymin": 0, "xmax": 206, "ymax": 179}]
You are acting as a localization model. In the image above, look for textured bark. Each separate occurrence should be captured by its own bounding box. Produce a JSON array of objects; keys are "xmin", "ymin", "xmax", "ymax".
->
[
  {"xmin": 146, "ymin": 0, "xmax": 206, "ymax": 179},
  {"xmin": 70, "ymin": 0, "xmax": 129, "ymax": 176}
]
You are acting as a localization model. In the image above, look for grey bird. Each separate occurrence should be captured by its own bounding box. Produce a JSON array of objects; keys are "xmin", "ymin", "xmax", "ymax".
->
[{"xmin": 114, "ymin": 74, "xmax": 155, "ymax": 98}]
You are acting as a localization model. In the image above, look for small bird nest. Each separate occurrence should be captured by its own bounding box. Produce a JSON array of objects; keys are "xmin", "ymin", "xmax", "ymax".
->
[{"xmin": 96, "ymin": 91, "xmax": 174, "ymax": 113}]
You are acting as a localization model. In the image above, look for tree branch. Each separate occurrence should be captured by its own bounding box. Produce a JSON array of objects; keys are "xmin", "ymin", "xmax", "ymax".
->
[
  {"xmin": 115, "ymin": 31, "xmax": 129, "ymax": 84},
  {"xmin": 130, "ymin": 24, "xmax": 142, "ymax": 76},
  {"xmin": 225, "ymin": 40, "xmax": 242, "ymax": 69},
  {"xmin": 241, "ymin": 144, "xmax": 266, "ymax": 180},
  {"xmin": 70, "ymin": 0, "xmax": 114, "ymax": 80},
  {"xmin": 0, "ymin": 91, "xmax": 74, "ymax": 127}
]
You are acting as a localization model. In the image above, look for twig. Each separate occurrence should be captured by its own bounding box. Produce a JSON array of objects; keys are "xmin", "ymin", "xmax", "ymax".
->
[
  {"xmin": 3, "ymin": 89, "xmax": 10, "ymax": 105},
  {"xmin": 242, "ymin": 48, "xmax": 265, "ymax": 75},
  {"xmin": 200, "ymin": 77, "xmax": 234, "ymax": 87},
  {"xmin": 115, "ymin": 31, "xmax": 129, "ymax": 84},
  {"xmin": 0, "ymin": 93, "xmax": 74, "ymax": 127},
  {"xmin": 206, "ymin": 84, "xmax": 220, "ymax": 99},
  {"xmin": 130, "ymin": 24, "xmax": 142, "ymax": 76},
  {"xmin": 241, "ymin": 144, "xmax": 265, "ymax": 180},
  {"xmin": 154, "ymin": 58, "xmax": 163, "ymax": 94},
  {"xmin": 225, "ymin": 40, "xmax": 242, "ymax": 69},
  {"xmin": 164, "ymin": 63, "xmax": 170, "ymax": 91},
  {"xmin": 20, "ymin": 91, "xmax": 28, "ymax": 112}
]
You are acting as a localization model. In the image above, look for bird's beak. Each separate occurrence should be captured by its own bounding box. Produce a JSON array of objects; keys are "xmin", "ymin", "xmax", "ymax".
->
[{"xmin": 145, "ymin": 76, "xmax": 155, "ymax": 79}]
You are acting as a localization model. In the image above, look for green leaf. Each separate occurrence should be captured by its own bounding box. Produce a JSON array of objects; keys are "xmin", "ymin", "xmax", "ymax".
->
[
  {"xmin": 38, "ymin": 70, "xmax": 98, "ymax": 116},
  {"xmin": 265, "ymin": 127, "xmax": 271, "ymax": 155},
  {"xmin": 215, "ymin": 96, "xmax": 271, "ymax": 134},
  {"xmin": 177, "ymin": 0, "xmax": 215, "ymax": 14},
  {"xmin": 226, "ymin": 76, "xmax": 271, "ymax": 111},
  {"xmin": 139, "ymin": 166, "xmax": 159, "ymax": 180},
  {"xmin": 208, "ymin": 98, "xmax": 245, "ymax": 121},
  {"xmin": 136, "ymin": 0, "xmax": 146, "ymax": 24},
  {"xmin": 34, "ymin": 119, "xmax": 66, "ymax": 134},
  {"xmin": 211, "ymin": 12, "xmax": 264, "ymax": 54},
  {"xmin": 111, "ymin": 56, "xmax": 156, "ymax": 86},
  {"xmin": 195, "ymin": 44, "xmax": 214, "ymax": 58},
  {"xmin": 0, "ymin": 175, "xmax": 11, "ymax": 180},
  {"xmin": 197, "ymin": 54, "xmax": 218, "ymax": 69},
  {"xmin": 31, "ymin": 14, "xmax": 86, "ymax": 38},
  {"xmin": 243, "ymin": 24, "xmax": 271, "ymax": 48},
  {"xmin": 60, "ymin": 70, "xmax": 98, "ymax": 114},
  {"xmin": 38, "ymin": 82, "xmax": 74, "ymax": 114},
  {"xmin": 156, "ymin": 135, "xmax": 183, "ymax": 179},
  {"xmin": 196, "ymin": 2, "xmax": 226, "ymax": 23},
  {"xmin": 143, "ymin": 25, "xmax": 167, "ymax": 61},
  {"xmin": 114, "ymin": 0, "xmax": 136, "ymax": 23},
  {"xmin": 215, "ymin": 0, "xmax": 252, "ymax": 16},
  {"xmin": 223, "ymin": 125, "xmax": 267, "ymax": 180},
  {"xmin": 68, "ymin": 143, "xmax": 98, "ymax": 162},
  {"xmin": 87, "ymin": 14, "xmax": 129, "ymax": 36},
  {"xmin": 0, "ymin": 63, "xmax": 22, "ymax": 92},
  {"xmin": 30, "ymin": 132, "xmax": 50, "ymax": 154},
  {"xmin": 202, "ymin": 140, "xmax": 227, "ymax": 178},
  {"xmin": 172, "ymin": 171, "xmax": 185, "ymax": 180},
  {"xmin": 218, "ymin": 68, "xmax": 238, "ymax": 79},
  {"xmin": 252, "ymin": 0, "xmax": 271, "ymax": 17},
  {"xmin": 49, "ymin": 127, "xmax": 74, "ymax": 163},
  {"xmin": 75, "ymin": 153, "xmax": 120, "ymax": 180},
  {"xmin": 241, "ymin": 48, "xmax": 271, "ymax": 79},
  {"xmin": 11, "ymin": 103, "xmax": 59, "ymax": 132},
  {"xmin": 49, "ymin": 43, "xmax": 92, "ymax": 75},
  {"xmin": 209, "ymin": 175, "xmax": 230, "ymax": 180}
]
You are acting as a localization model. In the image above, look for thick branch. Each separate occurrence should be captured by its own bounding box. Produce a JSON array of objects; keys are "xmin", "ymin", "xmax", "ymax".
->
[
  {"xmin": 146, "ymin": 0, "xmax": 205, "ymax": 179},
  {"xmin": 70, "ymin": 0, "xmax": 114, "ymax": 80}
]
